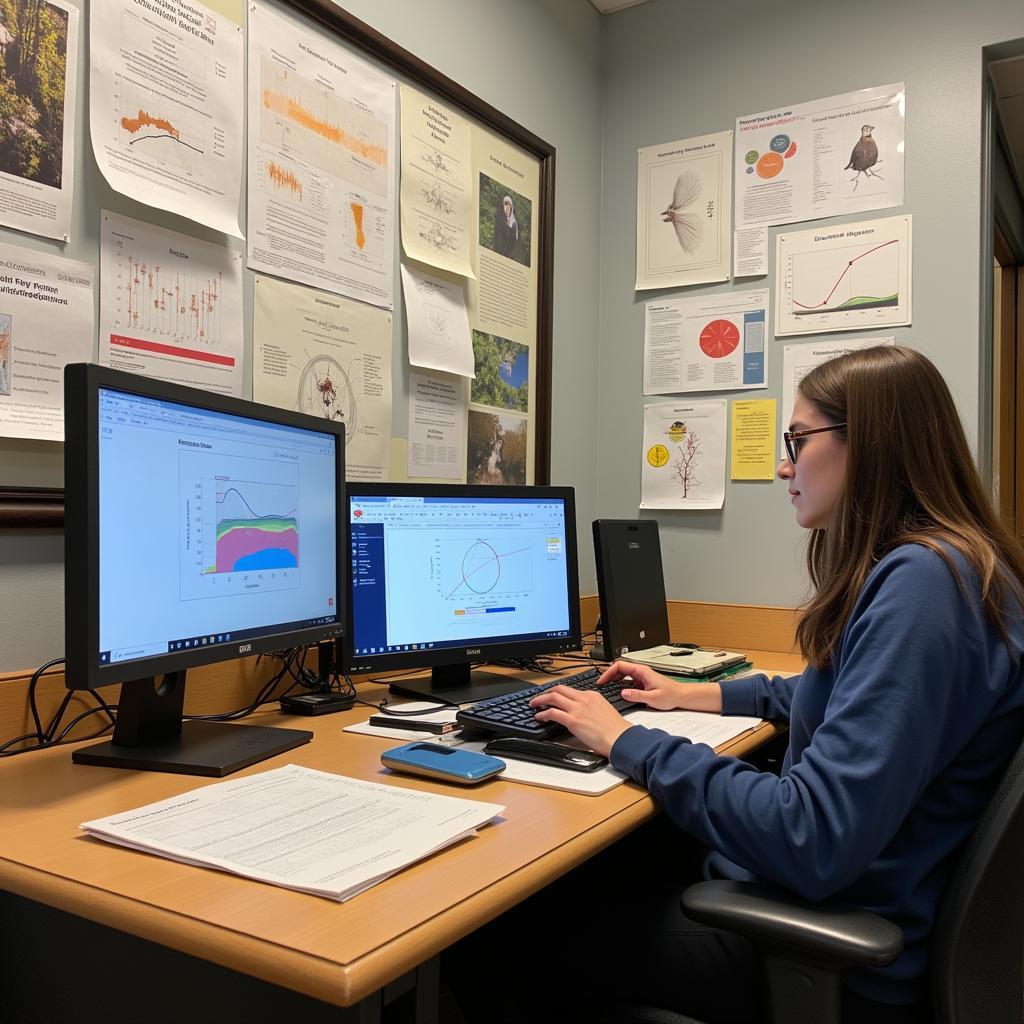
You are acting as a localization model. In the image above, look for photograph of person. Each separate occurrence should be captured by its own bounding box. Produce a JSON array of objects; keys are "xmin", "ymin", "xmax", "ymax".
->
[
  {"xmin": 447, "ymin": 346, "xmax": 1024, "ymax": 1024},
  {"xmin": 478, "ymin": 172, "xmax": 532, "ymax": 267}
]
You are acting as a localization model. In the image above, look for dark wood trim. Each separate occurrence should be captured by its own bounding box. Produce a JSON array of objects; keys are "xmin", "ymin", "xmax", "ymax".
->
[
  {"xmin": 281, "ymin": 0, "xmax": 556, "ymax": 483},
  {"xmin": 0, "ymin": 488, "xmax": 64, "ymax": 528}
]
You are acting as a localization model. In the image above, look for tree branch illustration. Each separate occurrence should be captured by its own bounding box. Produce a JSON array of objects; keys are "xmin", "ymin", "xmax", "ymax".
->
[{"xmin": 671, "ymin": 431, "xmax": 702, "ymax": 497}]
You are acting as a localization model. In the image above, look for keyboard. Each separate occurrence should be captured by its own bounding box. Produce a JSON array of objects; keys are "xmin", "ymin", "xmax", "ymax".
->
[{"xmin": 455, "ymin": 667, "xmax": 641, "ymax": 739}]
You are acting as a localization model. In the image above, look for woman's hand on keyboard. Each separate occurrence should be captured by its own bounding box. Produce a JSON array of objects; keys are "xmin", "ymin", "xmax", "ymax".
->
[
  {"xmin": 596, "ymin": 661, "xmax": 686, "ymax": 711},
  {"xmin": 597, "ymin": 661, "xmax": 724, "ymax": 714},
  {"xmin": 529, "ymin": 686, "xmax": 632, "ymax": 757}
]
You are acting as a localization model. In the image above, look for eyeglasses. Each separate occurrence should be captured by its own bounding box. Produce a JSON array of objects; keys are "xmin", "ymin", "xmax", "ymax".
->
[{"xmin": 783, "ymin": 423, "xmax": 847, "ymax": 464}]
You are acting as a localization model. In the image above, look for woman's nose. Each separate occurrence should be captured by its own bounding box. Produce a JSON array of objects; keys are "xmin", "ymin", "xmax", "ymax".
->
[{"xmin": 777, "ymin": 458, "xmax": 793, "ymax": 481}]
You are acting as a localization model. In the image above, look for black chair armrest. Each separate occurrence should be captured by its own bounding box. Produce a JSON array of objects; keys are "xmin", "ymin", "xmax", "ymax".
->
[{"xmin": 681, "ymin": 880, "xmax": 903, "ymax": 967}]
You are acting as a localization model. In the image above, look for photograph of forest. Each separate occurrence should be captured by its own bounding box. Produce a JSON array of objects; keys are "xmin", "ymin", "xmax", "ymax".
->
[
  {"xmin": 0, "ymin": 0, "xmax": 69, "ymax": 188},
  {"xmin": 471, "ymin": 330, "xmax": 529, "ymax": 412},
  {"xmin": 467, "ymin": 408, "xmax": 527, "ymax": 485}
]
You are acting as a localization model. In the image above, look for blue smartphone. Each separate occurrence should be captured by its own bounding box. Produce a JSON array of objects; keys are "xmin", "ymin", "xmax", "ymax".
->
[{"xmin": 381, "ymin": 742, "xmax": 506, "ymax": 785}]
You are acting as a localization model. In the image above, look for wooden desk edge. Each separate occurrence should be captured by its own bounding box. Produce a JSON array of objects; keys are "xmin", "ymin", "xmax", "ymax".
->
[{"xmin": 0, "ymin": 793, "xmax": 658, "ymax": 1006}]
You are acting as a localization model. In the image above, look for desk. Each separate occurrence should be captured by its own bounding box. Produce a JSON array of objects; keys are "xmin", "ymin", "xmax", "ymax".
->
[{"xmin": 0, "ymin": 651, "xmax": 801, "ymax": 1020}]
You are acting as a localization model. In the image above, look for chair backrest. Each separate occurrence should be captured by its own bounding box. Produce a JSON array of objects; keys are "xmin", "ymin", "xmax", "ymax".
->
[{"xmin": 930, "ymin": 732, "xmax": 1024, "ymax": 1024}]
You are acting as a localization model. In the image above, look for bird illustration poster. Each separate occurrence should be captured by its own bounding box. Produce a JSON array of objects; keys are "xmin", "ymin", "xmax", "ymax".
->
[
  {"xmin": 636, "ymin": 130, "xmax": 732, "ymax": 290},
  {"xmin": 641, "ymin": 400, "xmax": 726, "ymax": 510},
  {"xmin": 643, "ymin": 289, "xmax": 769, "ymax": 396},
  {"xmin": 734, "ymin": 83, "xmax": 904, "ymax": 229},
  {"xmin": 89, "ymin": 0, "xmax": 244, "ymax": 238},
  {"xmin": 774, "ymin": 216, "xmax": 911, "ymax": 337}
]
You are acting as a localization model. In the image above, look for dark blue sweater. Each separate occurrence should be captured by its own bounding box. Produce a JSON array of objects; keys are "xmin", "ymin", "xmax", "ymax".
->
[{"xmin": 609, "ymin": 543, "xmax": 1024, "ymax": 1004}]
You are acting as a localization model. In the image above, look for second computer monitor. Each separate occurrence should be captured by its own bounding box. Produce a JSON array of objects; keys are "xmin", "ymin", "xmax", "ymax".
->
[{"xmin": 346, "ymin": 484, "xmax": 581, "ymax": 705}]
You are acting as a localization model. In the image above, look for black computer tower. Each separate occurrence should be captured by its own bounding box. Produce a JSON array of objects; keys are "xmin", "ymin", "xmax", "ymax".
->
[{"xmin": 592, "ymin": 519, "xmax": 670, "ymax": 660}]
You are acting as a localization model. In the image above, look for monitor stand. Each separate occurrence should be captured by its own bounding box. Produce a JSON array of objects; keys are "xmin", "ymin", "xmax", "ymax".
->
[
  {"xmin": 72, "ymin": 671, "xmax": 312, "ymax": 777},
  {"xmin": 387, "ymin": 662, "xmax": 528, "ymax": 707}
]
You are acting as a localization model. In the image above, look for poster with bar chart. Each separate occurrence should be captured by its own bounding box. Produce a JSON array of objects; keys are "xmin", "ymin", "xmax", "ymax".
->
[
  {"xmin": 179, "ymin": 449, "xmax": 301, "ymax": 602},
  {"xmin": 775, "ymin": 215, "xmax": 911, "ymax": 337},
  {"xmin": 246, "ymin": 2, "xmax": 396, "ymax": 309},
  {"xmin": 99, "ymin": 210, "xmax": 244, "ymax": 395}
]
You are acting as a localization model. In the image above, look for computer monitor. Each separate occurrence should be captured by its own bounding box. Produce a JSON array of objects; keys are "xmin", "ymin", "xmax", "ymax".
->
[
  {"xmin": 63, "ymin": 364, "xmax": 345, "ymax": 776},
  {"xmin": 593, "ymin": 519, "xmax": 670, "ymax": 660},
  {"xmin": 346, "ymin": 484, "xmax": 581, "ymax": 705}
]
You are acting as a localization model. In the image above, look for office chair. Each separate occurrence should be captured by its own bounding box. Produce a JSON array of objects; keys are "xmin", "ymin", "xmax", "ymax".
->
[{"xmin": 604, "ymin": 732, "xmax": 1024, "ymax": 1024}]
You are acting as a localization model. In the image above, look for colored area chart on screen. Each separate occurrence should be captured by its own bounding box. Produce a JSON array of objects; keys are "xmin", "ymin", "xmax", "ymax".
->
[
  {"xmin": 180, "ymin": 452, "xmax": 302, "ymax": 601},
  {"xmin": 207, "ymin": 482, "xmax": 299, "ymax": 574}
]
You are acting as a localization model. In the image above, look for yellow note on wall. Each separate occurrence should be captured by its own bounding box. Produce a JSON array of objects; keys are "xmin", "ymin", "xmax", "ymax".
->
[{"xmin": 731, "ymin": 399, "xmax": 777, "ymax": 480}]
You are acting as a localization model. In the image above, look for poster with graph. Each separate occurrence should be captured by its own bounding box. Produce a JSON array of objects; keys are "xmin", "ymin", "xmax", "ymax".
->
[
  {"xmin": 89, "ymin": 0, "xmax": 243, "ymax": 238},
  {"xmin": 246, "ymin": 2, "xmax": 397, "ymax": 310},
  {"xmin": 99, "ymin": 210, "xmax": 244, "ymax": 395},
  {"xmin": 775, "ymin": 215, "xmax": 912, "ymax": 337}
]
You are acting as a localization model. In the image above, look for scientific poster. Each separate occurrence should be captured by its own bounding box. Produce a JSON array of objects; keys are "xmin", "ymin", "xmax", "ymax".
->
[
  {"xmin": 735, "ymin": 83, "xmax": 904, "ymax": 229},
  {"xmin": 775, "ymin": 215, "xmax": 911, "ymax": 337},
  {"xmin": 643, "ymin": 289, "xmax": 768, "ymax": 395},
  {"xmin": 247, "ymin": 1, "xmax": 396, "ymax": 309},
  {"xmin": 99, "ymin": 210, "xmax": 244, "ymax": 395},
  {"xmin": 636, "ymin": 130, "xmax": 731, "ymax": 290},
  {"xmin": 780, "ymin": 336, "xmax": 894, "ymax": 458},
  {"xmin": 252, "ymin": 275, "xmax": 393, "ymax": 481},
  {"xmin": 0, "ymin": 0, "xmax": 78, "ymax": 241},
  {"xmin": 407, "ymin": 371, "xmax": 465, "ymax": 480},
  {"xmin": 467, "ymin": 123, "xmax": 540, "ymax": 483},
  {"xmin": 90, "ymin": 0, "xmax": 243, "ymax": 238},
  {"xmin": 641, "ymin": 399, "xmax": 726, "ymax": 511},
  {"xmin": 399, "ymin": 85, "xmax": 474, "ymax": 278},
  {"xmin": 0, "ymin": 243, "xmax": 93, "ymax": 440},
  {"xmin": 400, "ymin": 262, "xmax": 474, "ymax": 378}
]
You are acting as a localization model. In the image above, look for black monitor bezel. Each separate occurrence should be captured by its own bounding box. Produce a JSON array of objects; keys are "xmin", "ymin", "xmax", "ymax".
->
[
  {"xmin": 344, "ymin": 482, "xmax": 582, "ymax": 676},
  {"xmin": 64, "ymin": 363, "xmax": 345, "ymax": 692}
]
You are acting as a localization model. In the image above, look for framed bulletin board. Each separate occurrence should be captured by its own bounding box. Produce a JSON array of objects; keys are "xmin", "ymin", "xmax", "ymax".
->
[{"xmin": 0, "ymin": 0, "xmax": 555, "ymax": 526}]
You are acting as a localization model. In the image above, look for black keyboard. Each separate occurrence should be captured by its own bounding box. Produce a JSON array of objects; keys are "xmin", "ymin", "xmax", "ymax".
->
[{"xmin": 455, "ymin": 667, "xmax": 641, "ymax": 739}]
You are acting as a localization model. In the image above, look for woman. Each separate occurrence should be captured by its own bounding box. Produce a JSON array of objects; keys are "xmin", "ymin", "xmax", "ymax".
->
[
  {"xmin": 489, "ymin": 346, "xmax": 1024, "ymax": 1023},
  {"xmin": 492, "ymin": 194, "xmax": 518, "ymax": 259}
]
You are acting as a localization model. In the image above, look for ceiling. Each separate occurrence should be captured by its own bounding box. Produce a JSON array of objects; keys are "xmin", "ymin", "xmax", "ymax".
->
[
  {"xmin": 588, "ymin": 0, "xmax": 653, "ymax": 13},
  {"xmin": 990, "ymin": 55, "xmax": 1024, "ymax": 189}
]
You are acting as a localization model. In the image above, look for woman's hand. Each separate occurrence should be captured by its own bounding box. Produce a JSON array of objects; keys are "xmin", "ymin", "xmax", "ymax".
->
[
  {"xmin": 529, "ymin": 687, "xmax": 632, "ymax": 757},
  {"xmin": 597, "ymin": 660, "xmax": 724, "ymax": 713}
]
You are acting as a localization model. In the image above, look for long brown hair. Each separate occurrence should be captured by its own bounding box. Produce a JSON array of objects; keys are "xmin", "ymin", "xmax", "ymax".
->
[{"xmin": 795, "ymin": 345, "xmax": 1024, "ymax": 668}]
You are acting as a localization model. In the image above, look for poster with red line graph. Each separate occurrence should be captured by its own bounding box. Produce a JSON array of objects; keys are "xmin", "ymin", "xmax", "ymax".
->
[{"xmin": 776, "ymin": 215, "xmax": 912, "ymax": 337}]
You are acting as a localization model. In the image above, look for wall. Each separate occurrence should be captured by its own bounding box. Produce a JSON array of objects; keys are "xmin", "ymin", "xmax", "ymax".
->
[
  {"xmin": 596, "ymin": 0, "xmax": 1024, "ymax": 609},
  {"xmin": 0, "ymin": 0, "xmax": 605, "ymax": 672}
]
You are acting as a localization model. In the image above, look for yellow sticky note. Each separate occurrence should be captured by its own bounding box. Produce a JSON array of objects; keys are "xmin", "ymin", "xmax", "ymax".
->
[{"xmin": 731, "ymin": 399, "xmax": 777, "ymax": 480}]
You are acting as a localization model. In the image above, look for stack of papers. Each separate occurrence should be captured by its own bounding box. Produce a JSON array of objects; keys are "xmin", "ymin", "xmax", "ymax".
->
[{"xmin": 80, "ymin": 764, "xmax": 504, "ymax": 901}]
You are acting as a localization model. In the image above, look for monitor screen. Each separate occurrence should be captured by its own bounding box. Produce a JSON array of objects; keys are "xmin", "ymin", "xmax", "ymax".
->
[
  {"xmin": 95, "ymin": 384, "xmax": 339, "ymax": 669},
  {"xmin": 64, "ymin": 364, "xmax": 345, "ymax": 775},
  {"xmin": 346, "ymin": 484, "xmax": 580, "ymax": 704}
]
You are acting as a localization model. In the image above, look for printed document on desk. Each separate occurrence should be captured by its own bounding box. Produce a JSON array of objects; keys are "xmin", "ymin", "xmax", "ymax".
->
[{"xmin": 81, "ymin": 764, "xmax": 503, "ymax": 901}]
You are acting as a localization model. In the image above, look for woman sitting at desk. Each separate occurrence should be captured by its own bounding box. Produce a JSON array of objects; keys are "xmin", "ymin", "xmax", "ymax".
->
[{"xmin": 453, "ymin": 347, "xmax": 1024, "ymax": 1024}]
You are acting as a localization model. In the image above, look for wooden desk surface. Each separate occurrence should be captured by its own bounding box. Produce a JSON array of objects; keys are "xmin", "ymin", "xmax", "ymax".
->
[{"xmin": 0, "ymin": 651, "xmax": 802, "ymax": 1007}]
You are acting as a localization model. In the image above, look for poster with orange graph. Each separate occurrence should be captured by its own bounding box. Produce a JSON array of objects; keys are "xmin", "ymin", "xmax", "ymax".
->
[
  {"xmin": 89, "ymin": 0, "xmax": 244, "ymax": 238},
  {"xmin": 246, "ymin": 2, "xmax": 397, "ymax": 310},
  {"xmin": 99, "ymin": 210, "xmax": 244, "ymax": 396}
]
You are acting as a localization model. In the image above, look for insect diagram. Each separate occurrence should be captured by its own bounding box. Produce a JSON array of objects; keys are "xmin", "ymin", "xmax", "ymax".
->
[
  {"xmin": 845, "ymin": 125, "xmax": 882, "ymax": 190},
  {"xmin": 661, "ymin": 170, "xmax": 704, "ymax": 255}
]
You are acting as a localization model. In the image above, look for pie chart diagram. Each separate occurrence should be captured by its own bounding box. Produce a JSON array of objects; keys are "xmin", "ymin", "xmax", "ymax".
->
[{"xmin": 699, "ymin": 319, "xmax": 740, "ymax": 359}]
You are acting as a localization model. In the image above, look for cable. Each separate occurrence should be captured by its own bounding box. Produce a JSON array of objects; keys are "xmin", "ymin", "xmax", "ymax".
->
[{"xmin": 27, "ymin": 658, "xmax": 65, "ymax": 738}]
